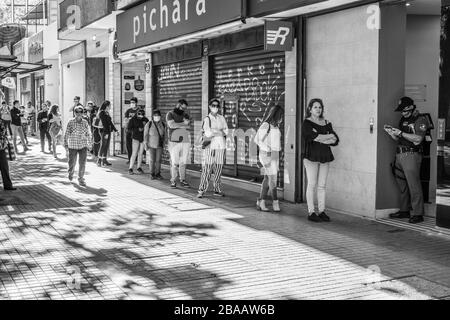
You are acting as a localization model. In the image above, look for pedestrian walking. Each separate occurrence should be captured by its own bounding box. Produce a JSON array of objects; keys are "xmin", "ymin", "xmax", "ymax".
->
[
  {"xmin": 25, "ymin": 101, "xmax": 36, "ymax": 136},
  {"xmin": 124, "ymin": 97, "xmax": 140, "ymax": 163},
  {"xmin": 0, "ymin": 118, "xmax": 16, "ymax": 191},
  {"xmin": 301, "ymin": 98, "xmax": 339, "ymax": 222},
  {"xmin": 0, "ymin": 101, "xmax": 12, "ymax": 136},
  {"xmin": 64, "ymin": 105, "xmax": 92, "ymax": 187},
  {"xmin": 10, "ymin": 100, "xmax": 29, "ymax": 153},
  {"xmin": 385, "ymin": 97, "xmax": 430, "ymax": 224},
  {"xmin": 48, "ymin": 105, "xmax": 63, "ymax": 159},
  {"xmin": 197, "ymin": 99, "xmax": 228, "ymax": 198},
  {"xmin": 166, "ymin": 99, "xmax": 192, "ymax": 188},
  {"xmin": 127, "ymin": 109, "xmax": 149, "ymax": 174},
  {"xmin": 254, "ymin": 105, "xmax": 284, "ymax": 212},
  {"xmin": 88, "ymin": 103, "xmax": 101, "ymax": 161},
  {"xmin": 68, "ymin": 96, "xmax": 81, "ymax": 117},
  {"xmin": 97, "ymin": 100, "xmax": 118, "ymax": 167},
  {"xmin": 37, "ymin": 103, "xmax": 52, "ymax": 153},
  {"xmin": 144, "ymin": 110, "xmax": 166, "ymax": 180},
  {"xmin": 19, "ymin": 105, "xmax": 30, "ymax": 145}
]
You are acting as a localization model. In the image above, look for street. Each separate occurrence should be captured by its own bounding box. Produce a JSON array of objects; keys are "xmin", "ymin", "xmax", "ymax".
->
[{"xmin": 1, "ymin": 137, "xmax": 450, "ymax": 300}]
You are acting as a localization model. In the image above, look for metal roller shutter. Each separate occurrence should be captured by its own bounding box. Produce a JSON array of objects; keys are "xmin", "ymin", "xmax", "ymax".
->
[
  {"xmin": 153, "ymin": 58, "xmax": 202, "ymax": 167},
  {"xmin": 212, "ymin": 48, "xmax": 285, "ymax": 187}
]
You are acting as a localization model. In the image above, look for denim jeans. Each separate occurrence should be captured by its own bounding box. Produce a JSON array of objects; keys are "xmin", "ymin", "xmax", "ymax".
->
[
  {"xmin": 148, "ymin": 147, "xmax": 163, "ymax": 176},
  {"xmin": 99, "ymin": 131, "xmax": 111, "ymax": 159},
  {"xmin": 129, "ymin": 139, "xmax": 145, "ymax": 169},
  {"xmin": 40, "ymin": 128, "xmax": 51, "ymax": 151},
  {"xmin": 68, "ymin": 147, "xmax": 88, "ymax": 181},
  {"xmin": 304, "ymin": 158, "xmax": 330, "ymax": 214}
]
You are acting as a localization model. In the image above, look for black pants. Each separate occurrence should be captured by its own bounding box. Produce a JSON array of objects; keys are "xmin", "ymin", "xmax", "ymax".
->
[
  {"xmin": 126, "ymin": 131, "xmax": 133, "ymax": 160},
  {"xmin": 99, "ymin": 131, "xmax": 111, "ymax": 159},
  {"xmin": 4, "ymin": 120, "xmax": 12, "ymax": 136},
  {"xmin": 0, "ymin": 149, "xmax": 13, "ymax": 189},
  {"xmin": 39, "ymin": 127, "xmax": 52, "ymax": 151}
]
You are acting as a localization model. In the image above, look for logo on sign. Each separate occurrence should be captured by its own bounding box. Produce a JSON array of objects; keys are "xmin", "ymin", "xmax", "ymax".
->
[
  {"xmin": 264, "ymin": 20, "xmax": 293, "ymax": 51},
  {"xmin": 266, "ymin": 27, "xmax": 290, "ymax": 46},
  {"xmin": 1, "ymin": 77, "xmax": 16, "ymax": 89}
]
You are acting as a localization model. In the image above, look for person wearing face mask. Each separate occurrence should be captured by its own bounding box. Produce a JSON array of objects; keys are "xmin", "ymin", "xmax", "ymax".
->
[
  {"xmin": 301, "ymin": 99, "xmax": 339, "ymax": 222},
  {"xmin": 127, "ymin": 109, "xmax": 149, "ymax": 174},
  {"xmin": 37, "ymin": 103, "xmax": 52, "ymax": 153},
  {"xmin": 64, "ymin": 105, "xmax": 92, "ymax": 187},
  {"xmin": 144, "ymin": 109, "xmax": 166, "ymax": 180},
  {"xmin": 124, "ymin": 97, "xmax": 139, "ymax": 163},
  {"xmin": 166, "ymin": 99, "xmax": 191, "ymax": 188},
  {"xmin": 197, "ymin": 99, "xmax": 228, "ymax": 198},
  {"xmin": 97, "ymin": 100, "xmax": 118, "ymax": 167}
]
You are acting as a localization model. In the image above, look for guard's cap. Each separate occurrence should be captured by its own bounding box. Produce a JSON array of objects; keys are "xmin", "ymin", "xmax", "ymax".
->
[
  {"xmin": 130, "ymin": 97, "xmax": 138, "ymax": 103},
  {"xmin": 395, "ymin": 96, "xmax": 415, "ymax": 112}
]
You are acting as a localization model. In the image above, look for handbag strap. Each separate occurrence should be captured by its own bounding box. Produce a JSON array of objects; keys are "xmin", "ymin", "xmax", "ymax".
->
[
  {"xmin": 152, "ymin": 120, "xmax": 163, "ymax": 140},
  {"xmin": 261, "ymin": 122, "xmax": 271, "ymax": 142}
]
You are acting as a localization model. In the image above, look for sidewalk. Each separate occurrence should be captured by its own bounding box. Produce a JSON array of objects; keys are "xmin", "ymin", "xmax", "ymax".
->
[{"xmin": 1, "ymin": 137, "xmax": 450, "ymax": 300}]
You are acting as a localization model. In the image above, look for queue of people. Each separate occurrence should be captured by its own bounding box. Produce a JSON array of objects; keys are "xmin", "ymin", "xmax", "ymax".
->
[{"xmin": 1, "ymin": 94, "xmax": 430, "ymax": 224}]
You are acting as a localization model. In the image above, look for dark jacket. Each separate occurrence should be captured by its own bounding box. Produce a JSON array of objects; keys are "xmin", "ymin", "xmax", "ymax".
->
[
  {"xmin": 10, "ymin": 107, "xmax": 21, "ymax": 126},
  {"xmin": 37, "ymin": 111, "xmax": 50, "ymax": 131},
  {"xmin": 127, "ymin": 115, "xmax": 149, "ymax": 142},
  {"xmin": 99, "ymin": 110, "xmax": 117, "ymax": 134}
]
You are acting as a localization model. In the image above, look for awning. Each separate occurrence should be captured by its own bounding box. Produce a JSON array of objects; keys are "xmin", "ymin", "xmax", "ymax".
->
[
  {"xmin": 0, "ymin": 55, "xmax": 51, "ymax": 80},
  {"xmin": 21, "ymin": 1, "xmax": 45, "ymax": 21}
]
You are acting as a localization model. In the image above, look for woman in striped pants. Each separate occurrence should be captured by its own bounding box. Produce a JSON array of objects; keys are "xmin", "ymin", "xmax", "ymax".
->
[{"xmin": 197, "ymin": 98, "xmax": 229, "ymax": 198}]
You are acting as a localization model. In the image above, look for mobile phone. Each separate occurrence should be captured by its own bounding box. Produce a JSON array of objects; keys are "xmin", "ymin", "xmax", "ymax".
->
[{"xmin": 384, "ymin": 124, "xmax": 393, "ymax": 130}]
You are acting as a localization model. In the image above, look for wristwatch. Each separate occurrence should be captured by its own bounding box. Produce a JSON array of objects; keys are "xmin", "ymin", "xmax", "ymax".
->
[{"xmin": 399, "ymin": 131, "xmax": 403, "ymax": 138}]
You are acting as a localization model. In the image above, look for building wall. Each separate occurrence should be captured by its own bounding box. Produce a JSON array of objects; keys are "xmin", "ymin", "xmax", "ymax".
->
[
  {"xmin": 405, "ymin": 14, "xmax": 440, "ymax": 215},
  {"xmin": 61, "ymin": 60, "xmax": 85, "ymax": 130},
  {"xmin": 375, "ymin": 4, "xmax": 407, "ymax": 215},
  {"xmin": 86, "ymin": 58, "xmax": 106, "ymax": 107},
  {"xmin": 306, "ymin": 5, "xmax": 379, "ymax": 217},
  {"xmin": 44, "ymin": 59, "xmax": 60, "ymax": 106}
]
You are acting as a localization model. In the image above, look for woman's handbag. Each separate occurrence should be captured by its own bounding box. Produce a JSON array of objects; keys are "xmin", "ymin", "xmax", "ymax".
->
[{"xmin": 200, "ymin": 116, "xmax": 212, "ymax": 149}]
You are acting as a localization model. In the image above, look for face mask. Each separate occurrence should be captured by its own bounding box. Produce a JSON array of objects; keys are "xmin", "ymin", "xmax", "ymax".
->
[
  {"xmin": 210, "ymin": 107, "xmax": 219, "ymax": 113},
  {"xmin": 131, "ymin": 103, "xmax": 136, "ymax": 109},
  {"xmin": 153, "ymin": 116, "xmax": 161, "ymax": 122}
]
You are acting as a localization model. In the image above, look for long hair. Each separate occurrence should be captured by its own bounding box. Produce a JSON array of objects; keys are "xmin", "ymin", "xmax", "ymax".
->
[
  {"xmin": 263, "ymin": 105, "xmax": 284, "ymax": 127},
  {"xmin": 100, "ymin": 100, "xmax": 111, "ymax": 112},
  {"xmin": 49, "ymin": 105, "xmax": 59, "ymax": 115},
  {"xmin": 306, "ymin": 98, "xmax": 324, "ymax": 118}
]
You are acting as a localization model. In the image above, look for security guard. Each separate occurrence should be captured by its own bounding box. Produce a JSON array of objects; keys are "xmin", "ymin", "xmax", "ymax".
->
[{"xmin": 385, "ymin": 97, "xmax": 429, "ymax": 224}]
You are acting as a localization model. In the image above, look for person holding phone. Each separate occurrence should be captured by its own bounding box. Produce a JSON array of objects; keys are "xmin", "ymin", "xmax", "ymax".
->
[{"xmin": 384, "ymin": 96, "xmax": 429, "ymax": 224}]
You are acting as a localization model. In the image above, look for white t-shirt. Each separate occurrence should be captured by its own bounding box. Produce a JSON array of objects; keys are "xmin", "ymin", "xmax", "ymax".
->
[{"xmin": 254, "ymin": 122, "xmax": 281, "ymax": 152}]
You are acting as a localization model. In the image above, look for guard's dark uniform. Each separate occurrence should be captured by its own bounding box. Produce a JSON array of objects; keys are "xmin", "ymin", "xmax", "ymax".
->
[{"xmin": 393, "ymin": 102, "xmax": 429, "ymax": 219}]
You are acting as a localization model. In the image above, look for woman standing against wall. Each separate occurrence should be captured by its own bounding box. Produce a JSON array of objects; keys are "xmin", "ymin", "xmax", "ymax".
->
[
  {"xmin": 302, "ymin": 98, "xmax": 339, "ymax": 222},
  {"xmin": 255, "ymin": 105, "xmax": 284, "ymax": 212},
  {"xmin": 97, "ymin": 101, "xmax": 118, "ymax": 167}
]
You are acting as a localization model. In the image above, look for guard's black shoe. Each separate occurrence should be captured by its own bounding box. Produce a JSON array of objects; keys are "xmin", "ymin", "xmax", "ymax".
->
[
  {"xmin": 103, "ymin": 160, "xmax": 112, "ymax": 166},
  {"xmin": 137, "ymin": 168, "xmax": 144, "ymax": 174},
  {"xmin": 308, "ymin": 213, "xmax": 322, "ymax": 222},
  {"xmin": 409, "ymin": 215, "xmax": 424, "ymax": 224},
  {"xmin": 4, "ymin": 187, "xmax": 17, "ymax": 191},
  {"xmin": 318, "ymin": 212, "xmax": 331, "ymax": 222},
  {"xmin": 389, "ymin": 211, "xmax": 410, "ymax": 219}
]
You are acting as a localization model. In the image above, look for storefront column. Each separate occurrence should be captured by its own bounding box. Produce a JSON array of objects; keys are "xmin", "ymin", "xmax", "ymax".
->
[
  {"xmin": 145, "ymin": 53, "xmax": 153, "ymax": 116},
  {"xmin": 201, "ymin": 55, "xmax": 209, "ymax": 119},
  {"xmin": 284, "ymin": 39, "xmax": 297, "ymax": 202}
]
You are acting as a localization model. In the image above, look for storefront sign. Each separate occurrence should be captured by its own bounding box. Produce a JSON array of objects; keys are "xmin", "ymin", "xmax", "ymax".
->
[
  {"xmin": 405, "ymin": 84, "xmax": 427, "ymax": 102},
  {"xmin": 13, "ymin": 39, "xmax": 26, "ymax": 62},
  {"xmin": 28, "ymin": 31, "xmax": 44, "ymax": 63},
  {"xmin": 61, "ymin": 42, "xmax": 85, "ymax": 65},
  {"xmin": 264, "ymin": 20, "xmax": 293, "ymax": 51},
  {"xmin": 117, "ymin": 0, "xmax": 243, "ymax": 52},
  {"xmin": 248, "ymin": 0, "xmax": 327, "ymax": 17},
  {"xmin": 1, "ymin": 77, "xmax": 16, "ymax": 89},
  {"xmin": 58, "ymin": 0, "xmax": 113, "ymax": 32}
]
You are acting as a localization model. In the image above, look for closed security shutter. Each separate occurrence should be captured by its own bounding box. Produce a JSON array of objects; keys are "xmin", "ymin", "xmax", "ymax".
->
[
  {"xmin": 213, "ymin": 48, "xmax": 285, "ymax": 187},
  {"xmin": 153, "ymin": 58, "xmax": 202, "ymax": 167}
]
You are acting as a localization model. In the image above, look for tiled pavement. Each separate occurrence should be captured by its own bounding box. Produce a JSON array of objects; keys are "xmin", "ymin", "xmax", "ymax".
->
[{"xmin": 1, "ymin": 138, "xmax": 450, "ymax": 300}]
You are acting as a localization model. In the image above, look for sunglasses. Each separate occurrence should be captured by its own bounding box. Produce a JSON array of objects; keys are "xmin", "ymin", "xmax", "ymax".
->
[
  {"xmin": 74, "ymin": 110, "xmax": 83, "ymax": 114},
  {"xmin": 211, "ymin": 104, "xmax": 220, "ymax": 107}
]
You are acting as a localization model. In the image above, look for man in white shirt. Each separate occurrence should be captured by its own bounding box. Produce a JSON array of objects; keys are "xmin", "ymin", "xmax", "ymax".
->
[{"xmin": 197, "ymin": 98, "xmax": 228, "ymax": 198}]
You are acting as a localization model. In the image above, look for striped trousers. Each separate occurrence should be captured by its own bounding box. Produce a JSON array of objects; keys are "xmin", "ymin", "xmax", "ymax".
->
[{"xmin": 198, "ymin": 147, "xmax": 225, "ymax": 194}]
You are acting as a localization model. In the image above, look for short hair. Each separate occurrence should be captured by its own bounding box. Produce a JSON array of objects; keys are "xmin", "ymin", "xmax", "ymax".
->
[
  {"xmin": 74, "ymin": 96, "xmax": 80, "ymax": 101},
  {"xmin": 178, "ymin": 99, "xmax": 188, "ymax": 106},
  {"xmin": 1, "ymin": 101, "xmax": 6, "ymax": 105},
  {"xmin": 130, "ymin": 97, "xmax": 138, "ymax": 103},
  {"xmin": 153, "ymin": 109, "xmax": 161, "ymax": 116},
  {"xmin": 13, "ymin": 100, "xmax": 19, "ymax": 105},
  {"xmin": 74, "ymin": 105, "xmax": 84, "ymax": 113},
  {"xmin": 306, "ymin": 98, "xmax": 324, "ymax": 119},
  {"xmin": 209, "ymin": 98, "xmax": 220, "ymax": 106}
]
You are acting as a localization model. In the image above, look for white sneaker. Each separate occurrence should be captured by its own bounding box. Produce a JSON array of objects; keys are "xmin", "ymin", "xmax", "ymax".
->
[{"xmin": 273, "ymin": 200, "xmax": 280, "ymax": 212}]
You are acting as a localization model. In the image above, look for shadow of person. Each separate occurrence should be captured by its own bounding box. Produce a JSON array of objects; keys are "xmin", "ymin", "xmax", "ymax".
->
[{"xmin": 72, "ymin": 183, "xmax": 108, "ymax": 197}]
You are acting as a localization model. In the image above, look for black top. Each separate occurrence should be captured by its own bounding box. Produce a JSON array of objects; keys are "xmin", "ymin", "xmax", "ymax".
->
[
  {"xmin": 37, "ymin": 111, "xmax": 49, "ymax": 130},
  {"xmin": 10, "ymin": 107, "xmax": 21, "ymax": 126},
  {"xmin": 127, "ymin": 115, "xmax": 149, "ymax": 142},
  {"xmin": 99, "ymin": 110, "xmax": 118, "ymax": 134},
  {"xmin": 398, "ymin": 111, "xmax": 429, "ymax": 148},
  {"xmin": 125, "ymin": 107, "xmax": 139, "ymax": 120},
  {"xmin": 302, "ymin": 119, "xmax": 339, "ymax": 163}
]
